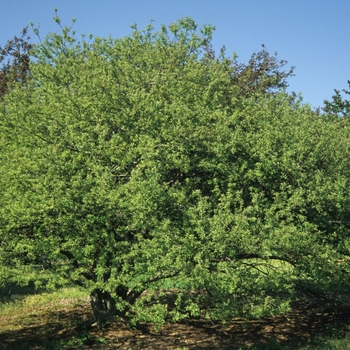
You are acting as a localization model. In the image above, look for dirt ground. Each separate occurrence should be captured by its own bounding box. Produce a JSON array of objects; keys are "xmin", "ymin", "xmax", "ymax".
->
[{"xmin": 1, "ymin": 295, "xmax": 350, "ymax": 349}]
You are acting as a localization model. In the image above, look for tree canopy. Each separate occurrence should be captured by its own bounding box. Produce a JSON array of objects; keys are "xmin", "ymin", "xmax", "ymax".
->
[
  {"xmin": 1, "ymin": 17, "xmax": 350, "ymax": 327},
  {"xmin": 323, "ymin": 80, "xmax": 350, "ymax": 118},
  {"xmin": 0, "ymin": 27, "xmax": 32, "ymax": 99}
]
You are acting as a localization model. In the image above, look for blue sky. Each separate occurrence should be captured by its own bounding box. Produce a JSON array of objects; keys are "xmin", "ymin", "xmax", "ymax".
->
[{"xmin": 1, "ymin": 0, "xmax": 350, "ymax": 108}]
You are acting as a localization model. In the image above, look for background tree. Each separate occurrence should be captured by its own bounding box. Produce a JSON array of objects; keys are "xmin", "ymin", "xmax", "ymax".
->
[
  {"xmin": 202, "ymin": 42, "xmax": 295, "ymax": 100},
  {"xmin": 1, "ymin": 17, "xmax": 350, "ymax": 327},
  {"xmin": 323, "ymin": 80, "xmax": 350, "ymax": 118},
  {"xmin": 0, "ymin": 27, "xmax": 33, "ymax": 98},
  {"xmin": 231, "ymin": 44, "xmax": 294, "ymax": 97}
]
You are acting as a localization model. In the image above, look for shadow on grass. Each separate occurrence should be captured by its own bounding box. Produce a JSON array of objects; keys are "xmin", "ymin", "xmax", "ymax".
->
[
  {"xmin": 0, "ymin": 304, "xmax": 94, "ymax": 350},
  {"xmin": 0, "ymin": 280, "xmax": 43, "ymax": 303},
  {"xmin": 1, "ymin": 294, "xmax": 350, "ymax": 349}
]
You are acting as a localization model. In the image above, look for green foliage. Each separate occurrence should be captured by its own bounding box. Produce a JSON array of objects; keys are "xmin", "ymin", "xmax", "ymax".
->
[
  {"xmin": 1, "ymin": 16, "xmax": 350, "ymax": 326},
  {"xmin": 323, "ymin": 80, "xmax": 350, "ymax": 118}
]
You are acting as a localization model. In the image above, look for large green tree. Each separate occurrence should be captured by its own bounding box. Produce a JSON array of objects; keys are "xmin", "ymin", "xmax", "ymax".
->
[{"xmin": 1, "ymin": 17, "xmax": 350, "ymax": 326}]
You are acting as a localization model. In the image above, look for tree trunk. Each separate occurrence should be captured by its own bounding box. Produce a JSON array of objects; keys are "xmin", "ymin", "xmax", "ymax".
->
[
  {"xmin": 90, "ymin": 289, "xmax": 118, "ymax": 326},
  {"xmin": 90, "ymin": 286, "xmax": 143, "ymax": 326}
]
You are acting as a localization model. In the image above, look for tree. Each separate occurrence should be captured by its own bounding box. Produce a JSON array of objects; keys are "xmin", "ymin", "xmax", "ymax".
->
[
  {"xmin": 0, "ymin": 27, "xmax": 33, "ymax": 98},
  {"xmin": 231, "ymin": 44, "xmax": 295, "ymax": 97},
  {"xmin": 323, "ymin": 80, "xmax": 350, "ymax": 118},
  {"xmin": 1, "ymin": 17, "xmax": 350, "ymax": 327}
]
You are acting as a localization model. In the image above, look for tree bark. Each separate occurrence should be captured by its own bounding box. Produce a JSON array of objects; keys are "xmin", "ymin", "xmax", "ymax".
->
[
  {"xmin": 90, "ymin": 289, "xmax": 118, "ymax": 326},
  {"xmin": 90, "ymin": 286, "xmax": 144, "ymax": 326}
]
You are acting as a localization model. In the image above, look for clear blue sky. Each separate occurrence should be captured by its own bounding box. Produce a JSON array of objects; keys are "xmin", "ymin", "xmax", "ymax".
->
[{"xmin": 1, "ymin": 0, "xmax": 350, "ymax": 108}]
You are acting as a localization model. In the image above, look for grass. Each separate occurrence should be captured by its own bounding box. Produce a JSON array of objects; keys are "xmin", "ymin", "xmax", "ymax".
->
[
  {"xmin": 0, "ymin": 286, "xmax": 88, "ymax": 331},
  {"xmin": 2, "ymin": 283, "xmax": 350, "ymax": 349},
  {"xmin": 0, "ymin": 284, "xmax": 92, "ymax": 349}
]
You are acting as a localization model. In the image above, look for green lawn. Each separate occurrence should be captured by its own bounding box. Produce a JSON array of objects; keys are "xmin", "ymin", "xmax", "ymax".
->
[{"xmin": 1, "ymin": 284, "xmax": 350, "ymax": 349}]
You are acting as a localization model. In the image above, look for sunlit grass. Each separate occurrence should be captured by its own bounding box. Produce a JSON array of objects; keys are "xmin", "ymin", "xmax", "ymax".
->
[{"xmin": 0, "ymin": 286, "xmax": 89, "ymax": 332}]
